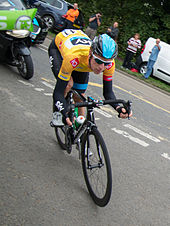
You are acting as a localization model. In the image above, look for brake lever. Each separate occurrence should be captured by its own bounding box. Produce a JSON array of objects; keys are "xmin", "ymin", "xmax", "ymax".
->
[{"xmin": 88, "ymin": 96, "xmax": 103, "ymax": 108}]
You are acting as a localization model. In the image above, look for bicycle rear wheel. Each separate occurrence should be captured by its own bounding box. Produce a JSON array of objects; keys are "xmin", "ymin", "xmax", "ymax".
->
[
  {"xmin": 81, "ymin": 127, "xmax": 112, "ymax": 207},
  {"xmin": 53, "ymin": 101, "xmax": 73, "ymax": 153}
]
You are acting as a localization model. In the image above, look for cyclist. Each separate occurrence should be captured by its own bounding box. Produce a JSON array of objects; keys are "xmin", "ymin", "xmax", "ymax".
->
[{"xmin": 48, "ymin": 29, "xmax": 132, "ymax": 126}]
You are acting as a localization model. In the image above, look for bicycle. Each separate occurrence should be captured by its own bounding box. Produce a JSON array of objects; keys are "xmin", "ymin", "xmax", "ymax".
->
[{"xmin": 51, "ymin": 89, "xmax": 132, "ymax": 207}]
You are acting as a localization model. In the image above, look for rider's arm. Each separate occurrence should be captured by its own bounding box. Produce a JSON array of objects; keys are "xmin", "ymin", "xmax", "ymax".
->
[
  {"xmin": 102, "ymin": 61, "xmax": 119, "ymax": 109},
  {"xmin": 103, "ymin": 79, "xmax": 132, "ymax": 118},
  {"xmin": 103, "ymin": 79, "xmax": 119, "ymax": 110},
  {"xmin": 103, "ymin": 63, "xmax": 127, "ymax": 113}
]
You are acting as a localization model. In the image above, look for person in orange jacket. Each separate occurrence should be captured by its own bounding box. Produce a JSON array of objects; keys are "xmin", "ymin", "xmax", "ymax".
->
[{"xmin": 64, "ymin": 3, "xmax": 79, "ymax": 29}]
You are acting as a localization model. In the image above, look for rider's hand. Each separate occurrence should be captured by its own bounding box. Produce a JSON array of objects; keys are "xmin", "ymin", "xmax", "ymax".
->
[
  {"xmin": 116, "ymin": 106, "xmax": 132, "ymax": 119},
  {"xmin": 66, "ymin": 117, "xmax": 72, "ymax": 126}
]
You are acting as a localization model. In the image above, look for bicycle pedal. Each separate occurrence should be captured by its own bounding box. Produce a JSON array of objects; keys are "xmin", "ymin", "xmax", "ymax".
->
[{"xmin": 50, "ymin": 121, "xmax": 54, "ymax": 127}]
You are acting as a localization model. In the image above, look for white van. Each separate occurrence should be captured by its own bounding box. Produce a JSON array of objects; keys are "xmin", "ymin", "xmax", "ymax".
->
[{"xmin": 136, "ymin": 37, "xmax": 170, "ymax": 84}]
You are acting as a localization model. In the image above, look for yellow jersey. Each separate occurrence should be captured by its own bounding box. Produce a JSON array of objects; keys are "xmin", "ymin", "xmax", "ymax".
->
[{"xmin": 54, "ymin": 29, "xmax": 115, "ymax": 82}]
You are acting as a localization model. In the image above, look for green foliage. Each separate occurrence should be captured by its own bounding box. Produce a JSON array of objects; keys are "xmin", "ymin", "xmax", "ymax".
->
[{"xmin": 67, "ymin": 0, "xmax": 170, "ymax": 56}]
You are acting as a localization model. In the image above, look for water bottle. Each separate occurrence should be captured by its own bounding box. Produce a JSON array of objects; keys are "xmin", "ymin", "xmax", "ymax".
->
[
  {"xmin": 74, "ymin": 107, "xmax": 78, "ymax": 118},
  {"xmin": 75, "ymin": 115, "xmax": 85, "ymax": 128},
  {"xmin": 73, "ymin": 107, "xmax": 78, "ymax": 130}
]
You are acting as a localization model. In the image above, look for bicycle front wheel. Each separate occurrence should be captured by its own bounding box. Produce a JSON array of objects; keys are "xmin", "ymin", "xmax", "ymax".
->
[{"xmin": 81, "ymin": 127, "xmax": 112, "ymax": 207}]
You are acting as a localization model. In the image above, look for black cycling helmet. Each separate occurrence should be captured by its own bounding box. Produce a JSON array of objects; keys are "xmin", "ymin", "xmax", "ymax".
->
[{"xmin": 91, "ymin": 34, "xmax": 118, "ymax": 59}]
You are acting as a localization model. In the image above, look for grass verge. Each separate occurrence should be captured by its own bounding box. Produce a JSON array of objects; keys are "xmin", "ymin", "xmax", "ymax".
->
[{"xmin": 115, "ymin": 58, "xmax": 170, "ymax": 94}]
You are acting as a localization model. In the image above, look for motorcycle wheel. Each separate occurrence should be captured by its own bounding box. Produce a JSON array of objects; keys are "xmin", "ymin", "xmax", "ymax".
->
[{"xmin": 17, "ymin": 55, "xmax": 34, "ymax": 80}]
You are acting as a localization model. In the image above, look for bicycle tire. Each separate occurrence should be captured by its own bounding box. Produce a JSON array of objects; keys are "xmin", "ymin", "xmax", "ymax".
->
[
  {"xmin": 81, "ymin": 127, "xmax": 112, "ymax": 207},
  {"xmin": 55, "ymin": 126, "xmax": 67, "ymax": 150}
]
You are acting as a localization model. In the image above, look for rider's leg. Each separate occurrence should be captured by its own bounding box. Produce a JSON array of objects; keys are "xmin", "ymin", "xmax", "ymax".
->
[
  {"xmin": 48, "ymin": 40, "xmax": 68, "ymax": 126},
  {"xmin": 71, "ymin": 71, "xmax": 89, "ymax": 116},
  {"xmin": 64, "ymin": 76, "xmax": 73, "ymax": 97},
  {"xmin": 73, "ymin": 93, "xmax": 85, "ymax": 116},
  {"xmin": 48, "ymin": 39, "xmax": 62, "ymax": 80}
]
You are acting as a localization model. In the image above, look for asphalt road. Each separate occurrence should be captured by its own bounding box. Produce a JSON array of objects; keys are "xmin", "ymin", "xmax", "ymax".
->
[{"xmin": 0, "ymin": 39, "xmax": 170, "ymax": 226}]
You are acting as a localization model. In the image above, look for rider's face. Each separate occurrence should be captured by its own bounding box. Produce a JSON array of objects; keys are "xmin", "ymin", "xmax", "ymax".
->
[{"xmin": 89, "ymin": 53, "xmax": 112, "ymax": 74}]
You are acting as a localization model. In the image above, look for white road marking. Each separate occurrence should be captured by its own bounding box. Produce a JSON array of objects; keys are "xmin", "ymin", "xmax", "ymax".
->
[
  {"xmin": 38, "ymin": 46, "xmax": 48, "ymax": 53},
  {"xmin": 124, "ymin": 124, "xmax": 161, "ymax": 143},
  {"xmin": 161, "ymin": 153, "xmax": 170, "ymax": 160},
  {"xmin": 41, "ymin": 81, "xmax": 54, "ymax": 89},
  {"xmin": 16, "ymin": 78, "xmax": 169, "ymax": 160},
  {"xmin": 34, "ymin": 88, "xmax": 44, "ymax": 92},
  {"xmin": 39, "ymin": 44, "xmax": 48, "ymax": 50},
  {"xmin": 111, "ymin": 128, "xmax": 149, "ymax": 147},
  {"xmin": 44, "ymin": 93, "xmax": 53, "ymax": 96},
  {"xmin": 41, "ymin": 77, "xmax": 55, "ymax": 83},
  {"xmin": 18, "ymin": 80, "xmax": 34, "ymax": 87},
  {"xmin": 94, "ymin": 108, "xmax": 112, "ymax": 118}
]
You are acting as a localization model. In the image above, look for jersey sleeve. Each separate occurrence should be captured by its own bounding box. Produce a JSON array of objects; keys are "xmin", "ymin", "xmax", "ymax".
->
[
  {"xmin": 103, "ymin": 60, "xmax": 115, "ymax": 82},
  {"xmin": 102, "ymin": 60, "xmax": 119, "ymax": 109},
  {"xmin": 58, "ymin": 55, "xmax": 80, "ymax": 81},
  {"xmin": 58, "ymin": 59, "xmax": 72, "ymax": 81}
]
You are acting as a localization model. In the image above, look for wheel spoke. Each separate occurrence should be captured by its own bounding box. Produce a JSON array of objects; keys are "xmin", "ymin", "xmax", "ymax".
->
[{"xmin": 82, "ymin": 129, "xmax": 112, "ymax": 207}]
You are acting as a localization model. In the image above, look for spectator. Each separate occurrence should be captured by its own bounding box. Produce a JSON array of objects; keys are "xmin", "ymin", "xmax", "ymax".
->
[
  {"xmin": 85, "ymin": 12, "xmax": 102, "ymax": 40},
  {"xmin": 64, "ymin": 3, "xmax": 79, "ymax": 29},
  {"xmin": 106, "ymin": 21, "xmax": 119, "ymax": 41},
  {"xmin": 144, "ymin": 39, "xmax": 161, "ymax": 79},
  {"xmin": 122, "ymin": 33, "xmax": 141, "ymax": 70}
]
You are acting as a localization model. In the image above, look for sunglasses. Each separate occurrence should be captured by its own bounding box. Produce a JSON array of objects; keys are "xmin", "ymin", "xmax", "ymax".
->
[{"xmin": 92, "ymin": 53, "xmax": 112, "ymax": 66}]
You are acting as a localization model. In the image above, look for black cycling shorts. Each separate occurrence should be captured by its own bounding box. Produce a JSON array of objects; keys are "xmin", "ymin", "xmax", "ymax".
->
[{"xmin": 48, "ymin": 39, "xmax": 89, "ymax": 93}]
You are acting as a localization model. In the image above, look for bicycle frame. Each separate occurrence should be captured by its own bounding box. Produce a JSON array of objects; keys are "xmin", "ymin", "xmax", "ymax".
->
[
  {"xmin": 65, "ymin": 90, "xmax": 97, "ymax": 157},
  {"xmin": 67, "ymin": 89, "xmax": 132, "ymax": 144}
]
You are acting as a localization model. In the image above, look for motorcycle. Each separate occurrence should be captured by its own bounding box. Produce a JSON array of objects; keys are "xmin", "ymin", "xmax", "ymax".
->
[
  {"xmin": 0, "ymin": 29, "xmax": 34, "ymax": 80},
  {"xmin": 30, "ymin": 14, "xmax": 48, "ymax": 45}
]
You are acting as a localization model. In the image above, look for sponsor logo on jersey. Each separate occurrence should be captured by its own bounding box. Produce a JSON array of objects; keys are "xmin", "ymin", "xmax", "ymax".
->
[
  {"xmin": 103, "ymin": 75, "xmax": 113, "ymax": 81},
  {"xmin": 76, "ymin": 66, "xmax": 84, "ymax": 70},
  {"xmin": 70, "ymin": 36, "xmax": 91, "ymax": 46},
  {"xmin": 61, "ymin": 70, "xmax": 70, "ymax": 75},
  {"xmin": 49, "ymin": 56, "xmax": 54, "ymax": 68},
  {"xmin": 55, "ymin": 101, "xmax": 64, "ymax": 111},
  {"xmin": 70, "ymin": 58, "xmax": 79, "ymax": 68},
  {"xmin": 59, "ymin": 74, "xmax": 69, "ymax": 80},
  {"xmin": 59, "ymin": 41, "xmax": 62, "ymax": 49},
  {"xmin": 105, "ymin": 62, "xmax": 114, "ymax": 70}
]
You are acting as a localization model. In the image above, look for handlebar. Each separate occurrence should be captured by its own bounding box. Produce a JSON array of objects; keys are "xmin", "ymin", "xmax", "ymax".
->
[
  {"xmin": 67, "ymin": 90, "xmax": 132, "ymax": 119},
  {"xmin": 70, "ymin": 97, "xmax": 132, "ymax": 118},
  {"xmin": 74, "ymin": 99, "xmax": 130, "ymax": 107}
]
